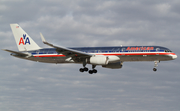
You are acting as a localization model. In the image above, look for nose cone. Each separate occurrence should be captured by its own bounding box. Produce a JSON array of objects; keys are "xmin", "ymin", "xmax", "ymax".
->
[{"xmin": 172, "ymin": 54, "xmax": 177, "ymax": 59}]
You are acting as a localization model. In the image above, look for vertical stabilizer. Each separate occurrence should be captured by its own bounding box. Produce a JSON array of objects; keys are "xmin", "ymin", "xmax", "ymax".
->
[{"xmin": 10, "ymin": 24, "xmax": 41, "ymax": 51}]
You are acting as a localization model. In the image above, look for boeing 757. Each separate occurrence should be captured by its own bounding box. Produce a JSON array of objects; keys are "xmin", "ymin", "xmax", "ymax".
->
[{"xmin": 3, "ymin": 24, "xmax": 177, "ymax": 74}]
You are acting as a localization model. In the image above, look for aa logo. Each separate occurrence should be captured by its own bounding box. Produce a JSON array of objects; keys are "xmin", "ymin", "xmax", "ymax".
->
[{"xmin": 19, "ymin": 34, "xmax": 30, "ymax": 45}]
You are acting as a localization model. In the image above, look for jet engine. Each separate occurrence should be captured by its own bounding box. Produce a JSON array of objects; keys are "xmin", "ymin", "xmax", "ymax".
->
[
  {"xmin": 89, "ymin": 56, "xmax": 109, "ymax": 65},
  {"xmin": 102, "ymin": 62, "xmax": 123, "ymax": 69},
  {"xmin": 88, "ymin": 55, "xmax": 120, "ymax": 65}
]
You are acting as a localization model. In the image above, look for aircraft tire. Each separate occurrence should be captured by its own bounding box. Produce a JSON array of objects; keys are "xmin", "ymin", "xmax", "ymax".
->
[
  {"xmin": 84, "ymin": 67, "xmax": 88, "ymax": 72},
  {"xmin": 79, "ymin": 68, "xmax": 84, "ymax": 72},
  {"xmin": 153, "ymin": 68, "xmax": 157, "ymax": 72},
  {"xmin": 89, "ymin": 70, "xmax": 93, "ymax": 74},
  {"xmin": 93, "ymin": 69, "xmax": 97, "ymax": 73}
]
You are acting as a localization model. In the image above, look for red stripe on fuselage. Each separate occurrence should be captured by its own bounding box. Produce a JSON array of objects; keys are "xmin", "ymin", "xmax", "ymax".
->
[{"xmin": 34, "ymin": 54, "xmax": 65, "ymax": 57}]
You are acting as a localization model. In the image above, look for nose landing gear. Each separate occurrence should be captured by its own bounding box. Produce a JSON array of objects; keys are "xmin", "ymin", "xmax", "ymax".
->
[
  {"xmin": 153, "ymin": 68, "xmax": 157, "ymax": 71},
  {"xmin": 153, "ymin": 60, "xmax": 160, "ymax": 72}
]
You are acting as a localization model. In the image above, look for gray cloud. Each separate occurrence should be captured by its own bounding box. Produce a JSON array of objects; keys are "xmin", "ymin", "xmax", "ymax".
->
[{"xmin": 0, "ymin": 0, "xmax": 180, "ymax": 111}]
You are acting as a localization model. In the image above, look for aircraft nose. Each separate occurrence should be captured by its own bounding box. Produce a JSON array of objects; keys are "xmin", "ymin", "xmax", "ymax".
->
[{"xmin": 172, "ymin": 54, "xmax": 177, "ymax": 59}]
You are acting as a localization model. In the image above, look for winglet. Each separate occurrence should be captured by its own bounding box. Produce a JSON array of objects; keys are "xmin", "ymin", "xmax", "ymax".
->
[{"xmin": 40, "ymin": 33, "xmax": 46, "ymax": 43}]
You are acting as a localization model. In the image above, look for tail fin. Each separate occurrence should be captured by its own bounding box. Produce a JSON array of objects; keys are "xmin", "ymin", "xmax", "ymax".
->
[{"xmin": 10, "ymin": 24, "xmax": 41, "ymax": 51}]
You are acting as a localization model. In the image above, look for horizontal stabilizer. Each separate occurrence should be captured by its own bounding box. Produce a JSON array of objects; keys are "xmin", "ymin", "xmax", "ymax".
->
[{"xmin": 2, "ymin": 49, "xmax": 30, "ymax": 57}]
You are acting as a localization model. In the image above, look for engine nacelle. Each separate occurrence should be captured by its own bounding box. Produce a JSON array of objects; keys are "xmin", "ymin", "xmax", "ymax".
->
[
  {"xmin": 89, "ymin": 56, "xmax": 109, "ymax": 65},
  {"xmin": 108, "ymin": 56, "xmax": 120, "ymax": 62},
  {"xmin": 102, "ymin": 62, "xmax": 123, "ymax": 69}
]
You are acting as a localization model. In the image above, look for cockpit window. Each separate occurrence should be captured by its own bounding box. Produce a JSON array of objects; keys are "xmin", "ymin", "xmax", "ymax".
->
[{"xmin": 165, "ymin": 50, "xmax": 172, "ymax": 52}]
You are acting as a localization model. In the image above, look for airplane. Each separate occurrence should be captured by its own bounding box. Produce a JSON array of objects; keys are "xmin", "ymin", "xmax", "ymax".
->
[{"xmin": 3, "ymin": 24, "xmax": 177, "ymax": 74}]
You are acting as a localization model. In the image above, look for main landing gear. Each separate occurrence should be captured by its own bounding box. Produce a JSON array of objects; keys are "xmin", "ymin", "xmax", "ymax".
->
[
  {"xmin": 79, "ymin": 67, "xmax": 88, "ymax": 72},
  {"xmin": 79, "ymin": 64, "xmax": 97, "ymax": 74},
  {"xmin": 88, "ymin": 65, "xmax": 97, "ymax": 74},
  {"xmin": 153, "ymin": 60, "xmax": 160, "ymax": 72}
]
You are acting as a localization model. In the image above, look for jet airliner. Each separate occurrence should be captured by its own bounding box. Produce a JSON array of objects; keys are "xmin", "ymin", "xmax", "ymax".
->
[{"xmin": 3, "ymin": 24, "xmax": 177, "ymax": 74}]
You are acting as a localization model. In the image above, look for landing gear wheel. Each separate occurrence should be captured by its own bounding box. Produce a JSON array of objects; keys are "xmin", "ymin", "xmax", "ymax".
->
[
  {"xmin": 153, "ymin": 60, "xmax": 159, "ymax": 72},
  {"xmin": 89, "ymin": 70, "xmax": 93, "ymax": 74},
  {"xmin": 153, "ymin": 68, "xmax": 157, "ymax": 72},
  {"xmin": 84, "ymin": 67, "xmax": 88, "ymax": 72},
  {"xmin": 79, "ymin": 67, "xmax": 89, "ymax": 72},
  {"xmin": 79, "ymin": 68, "xmax": 84, "ymax": 72},
  {"xmin": 93, "ymin": 69, "xmax": 97, "ymax": 73}
]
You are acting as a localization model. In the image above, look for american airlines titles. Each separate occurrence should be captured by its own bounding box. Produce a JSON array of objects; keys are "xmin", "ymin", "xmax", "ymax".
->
[{"xmin": 126, "ymin": 47, "xmax": 154, "ymax": 51}]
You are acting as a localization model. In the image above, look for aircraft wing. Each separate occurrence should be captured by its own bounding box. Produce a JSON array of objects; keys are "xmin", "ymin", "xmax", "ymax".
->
[
  {"xmin": 40, "ymin": 33, "xmax": 93, "ymax": 58},
  {"xmin": 2, "ymin": 49, "xmax": 29, "ymax": 57}
]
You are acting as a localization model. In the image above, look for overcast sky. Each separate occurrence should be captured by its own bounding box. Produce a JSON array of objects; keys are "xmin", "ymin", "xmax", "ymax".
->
[{"xmin": 0, "ymin": 0, "xmax": 180, "ymax": 111}]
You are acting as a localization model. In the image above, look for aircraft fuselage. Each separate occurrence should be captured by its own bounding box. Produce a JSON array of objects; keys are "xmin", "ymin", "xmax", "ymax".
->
[{"xmin": 13, "ymin": 46, "xmax": 177, "ymax": 64}]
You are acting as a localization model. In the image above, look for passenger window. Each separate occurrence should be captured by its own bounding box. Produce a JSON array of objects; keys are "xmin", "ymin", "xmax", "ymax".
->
[{"xmin": 121, "ymin": 48, "xmax": 125, "ymax": 52}]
